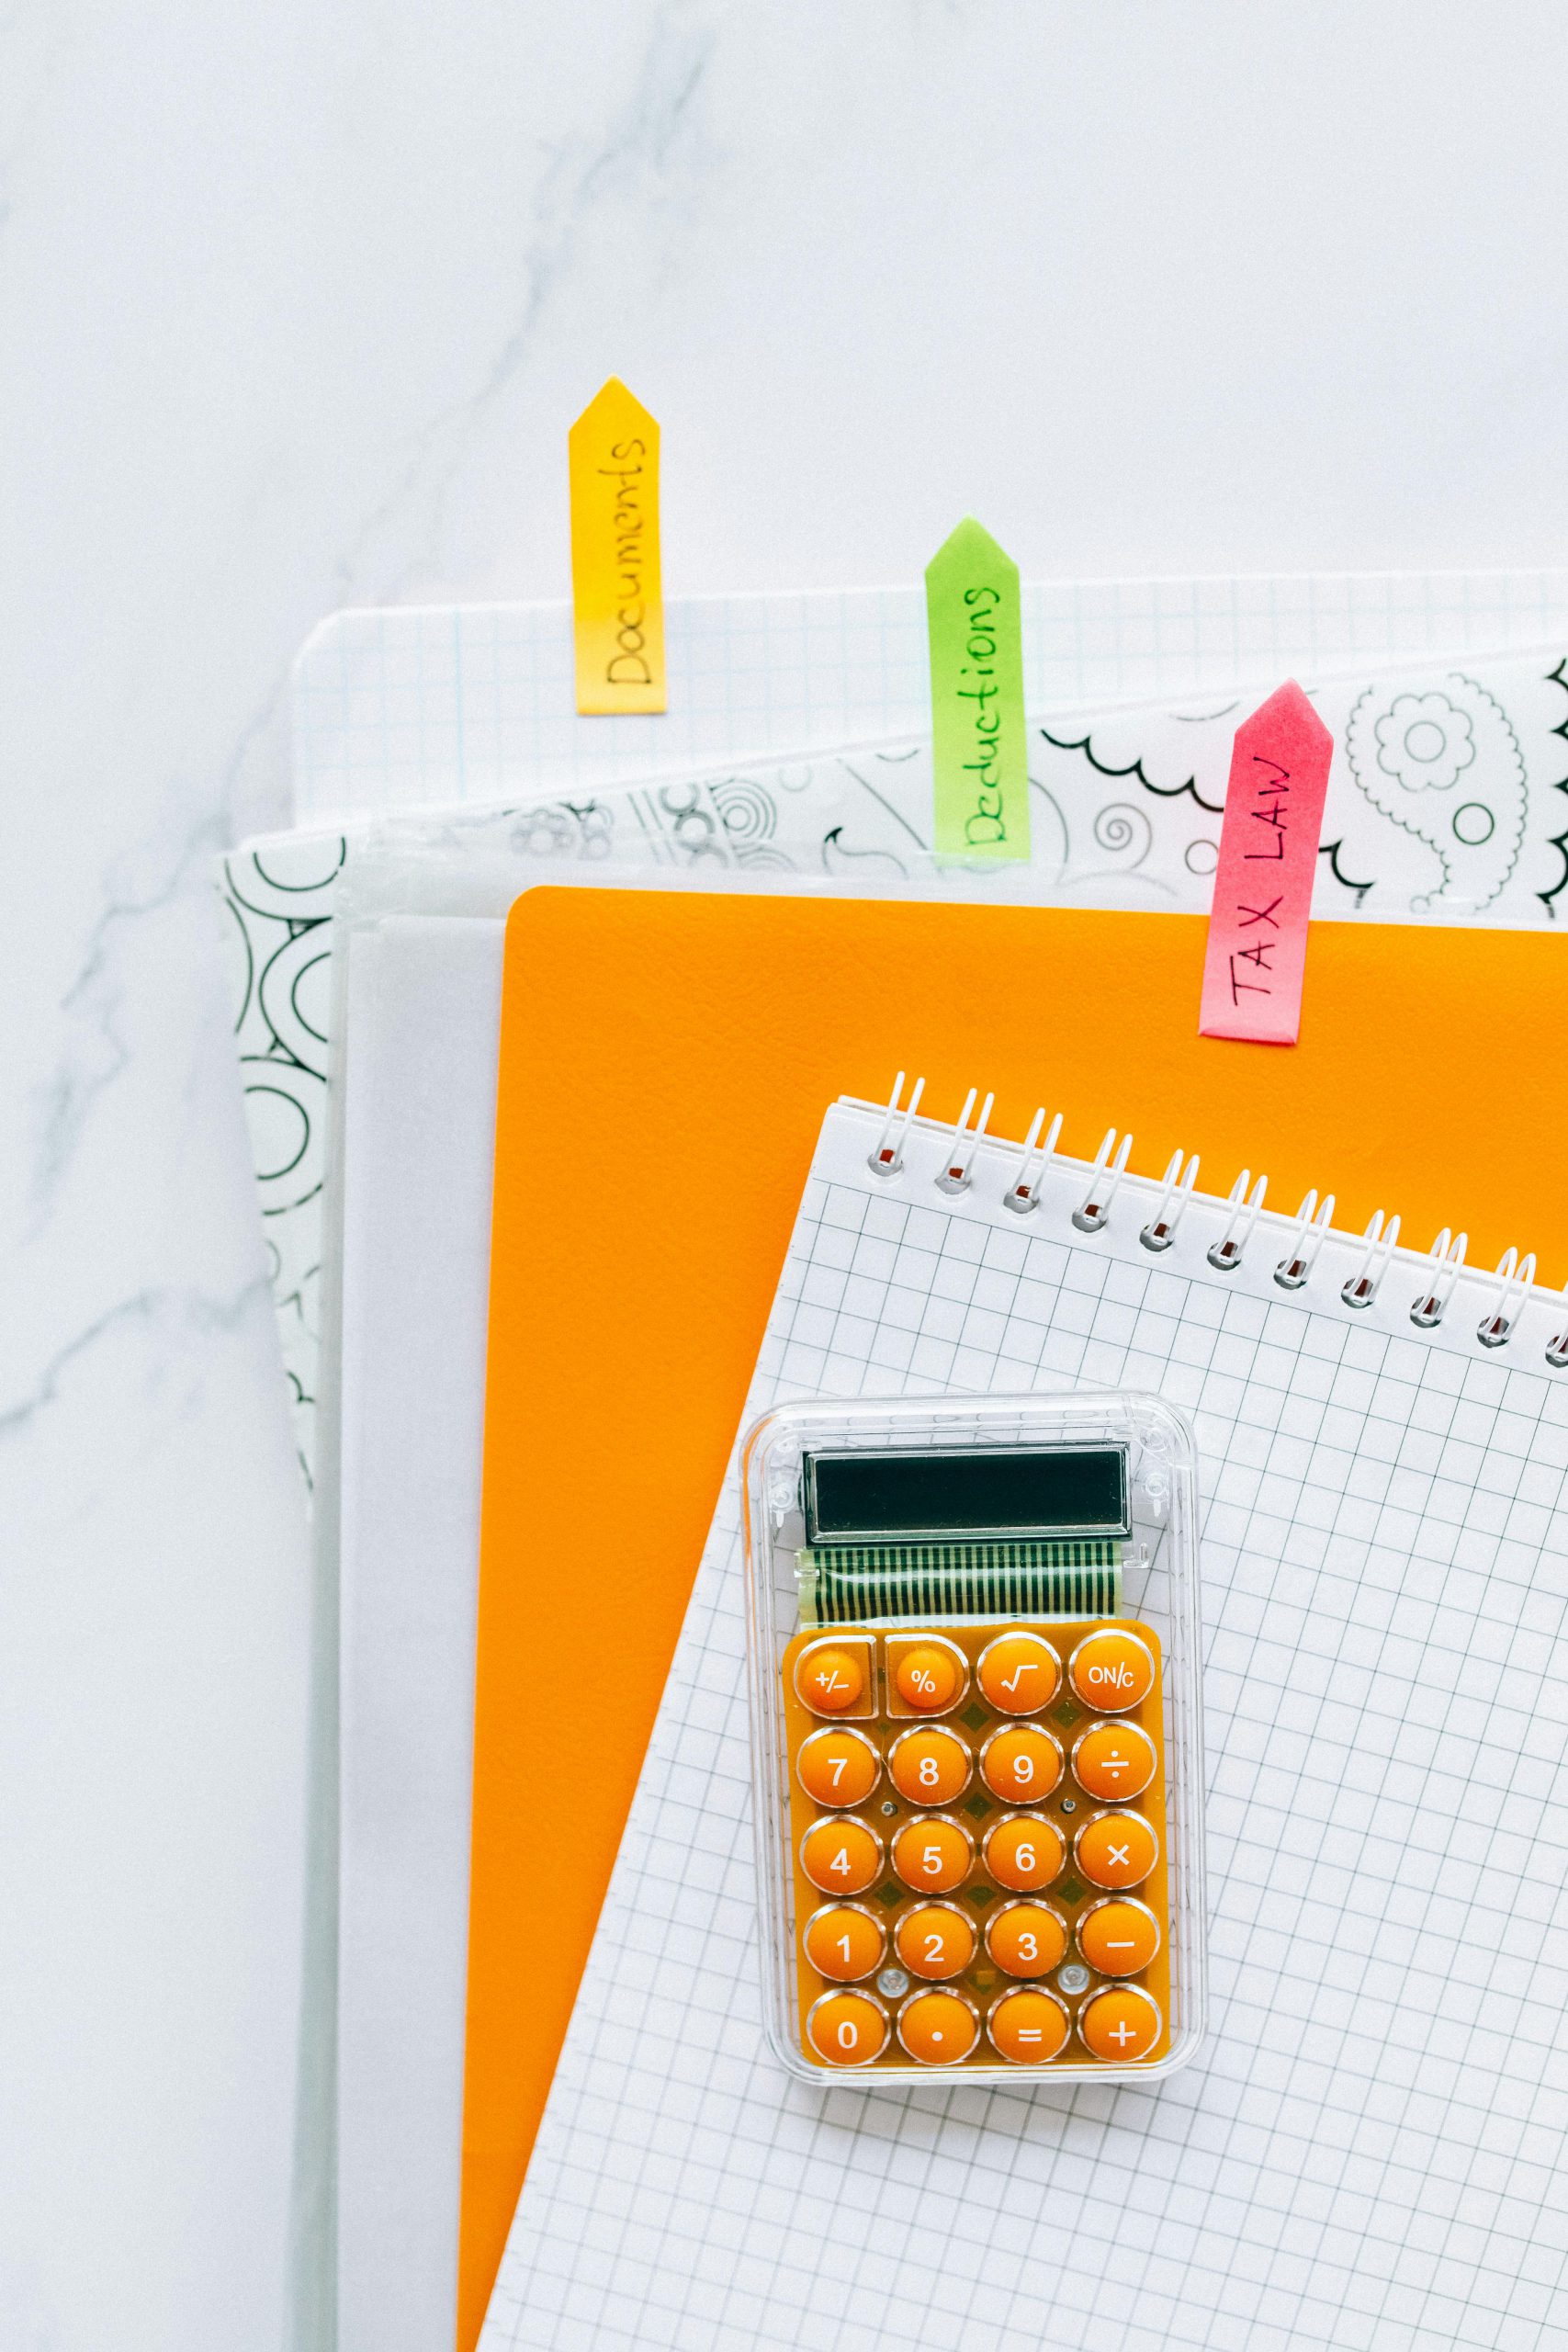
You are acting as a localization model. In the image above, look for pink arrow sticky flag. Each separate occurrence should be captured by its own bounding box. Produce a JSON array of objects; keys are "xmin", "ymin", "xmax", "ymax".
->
[{"xmin": 1198, "ymin": 681, "xmax": 1335, "ymax": 1046}]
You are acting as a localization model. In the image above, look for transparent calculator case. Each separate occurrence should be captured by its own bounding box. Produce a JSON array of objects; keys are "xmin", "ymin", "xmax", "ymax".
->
[{"xmin": 743, "ymin": 1391, "xmax": 1206, "ymax": 2086}]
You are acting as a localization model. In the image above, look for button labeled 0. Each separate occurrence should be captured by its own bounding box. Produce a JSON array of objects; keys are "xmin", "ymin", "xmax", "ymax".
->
[{"xmin": 807, "ymin": 1990, "xmax": 888, "ymax": 2066}]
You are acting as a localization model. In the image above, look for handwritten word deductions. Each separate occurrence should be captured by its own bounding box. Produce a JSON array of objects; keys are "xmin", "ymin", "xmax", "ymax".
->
[
  {"xmin": 569, "ymin": 377, "xmax": 666, "ymax": 715},
  {"xmin": 925, "ymin": 515, "xmax": 1031, "ymax": 862},
  {"xmin": 1199, "ymin": 681, "xmax": 1335, "ymax": 1046}
]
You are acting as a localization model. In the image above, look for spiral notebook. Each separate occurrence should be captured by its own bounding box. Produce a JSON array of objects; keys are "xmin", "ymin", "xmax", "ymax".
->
[{"xmin": 469, "ymin": 888, "xmax": 1568, "ymax": 2352}]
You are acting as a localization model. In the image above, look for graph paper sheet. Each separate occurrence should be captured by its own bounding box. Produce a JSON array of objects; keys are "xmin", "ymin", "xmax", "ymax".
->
[
  {"xmin": 293, "ymin": 571, "xmax": 1568, "ymax": 825},
  {"xmin": 480, "ymin": 1098, "xmax": 1568, "ymax": 2352}
]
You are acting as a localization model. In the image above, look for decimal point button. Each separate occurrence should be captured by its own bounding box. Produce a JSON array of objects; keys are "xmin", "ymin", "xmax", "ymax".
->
[{"xmin": 897, "ymin": 1989, "xmax": 979, "ymax": 2065}]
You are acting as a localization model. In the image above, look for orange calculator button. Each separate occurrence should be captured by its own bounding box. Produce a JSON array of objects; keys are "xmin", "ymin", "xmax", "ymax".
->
[
  {"xmin": 796, "ymin": 1726, "xmax": 879, "ymax": 1809},
  {"xmin": 1077, "ymin": 1897, "xmax": 1161, "ymax": 1976},
  {"xmin": 806, "ymin": 1990, "xmax": 888, "ymax": 2067},
  {"xmin": 891, "ymin": 1815, "xmax": 973, "ymax": 1894},
  {"xmin": 887, "ymin": 1725, "xmax": 971, "ymax": 1806},
  {"xmin": 983, "ymin": 1813, "xmax": 1066, "ymax": 1894},
  {"xmin": 795, "ymin": 1643, "xmax": 867, "ymax": 1715},
  {"xmin": 1072, "ymin": 1721, "xmax": 1156, "ymax": 1802},
  {"xmin": 1076, "ymin": 1809, "xmax": 1158, "ymax": 1891},
  {"xmin": 897, "ymin": 1989, "xmax": 979, "ymax": 2064},
  {"xmin": 893, "ymin": 1642, "xmax": 964, "ymax": 1713},
  {"xmin": 979, "ymin": 1724, "xmax": 1064, "ymax": 1806},
  {"xmin": 894, "ymin": 1903, "xmax": 976, "ymax": 1981},
  {"xmin": 987, "ymin": 1987, "xmax": 1070, "ymax": 2064},
  {"xmin": 800, "ymin": 1816, "xmax": 882, "ymax": 1896},
  {"xmin": 1078, "ymin": 1984, "xmax": 1162, "ymax": 2062},
  {"xmin": 976, "ymin": 1631, "xmax": 1059, "ymax": 1715},
  {"xmin": 1067, "ymin": 1628, "xmax": 1155, "ymax": 1713},
  {"xmin": 985, "ymin": 1900, "xmax": 1067, "ymax": 1978},
  {"xmin": 803, "ymin": 1903, "xmax": 884, "ymax": 1982}
]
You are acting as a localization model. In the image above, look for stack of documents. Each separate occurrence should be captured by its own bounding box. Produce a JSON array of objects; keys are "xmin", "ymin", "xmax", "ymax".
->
[{"xmin": 220, "ymin": 571, "xmax": 1568, "ymax": 2351}]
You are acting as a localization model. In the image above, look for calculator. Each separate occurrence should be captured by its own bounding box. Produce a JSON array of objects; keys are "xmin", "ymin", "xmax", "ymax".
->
[{"xmin": 744, "ymin": 1395, "xmax": 1205, "ymax": 2085}]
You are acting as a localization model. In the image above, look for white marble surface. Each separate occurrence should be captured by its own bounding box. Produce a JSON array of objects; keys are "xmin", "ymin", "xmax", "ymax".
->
[{"xmin": 5, "ymin": 6, "xmax": 1568, "ymax": 2347}]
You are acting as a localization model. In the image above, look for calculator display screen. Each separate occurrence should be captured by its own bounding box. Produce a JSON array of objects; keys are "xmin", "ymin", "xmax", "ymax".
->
[{"xmin": 805, "ymin": 1446, "xmax": 1129, "ymax": 1545}]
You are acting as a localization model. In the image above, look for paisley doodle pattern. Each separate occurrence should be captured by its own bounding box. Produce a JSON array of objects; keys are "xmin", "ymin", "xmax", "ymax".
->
[
  {"xmin": 1345, "ymin": 674, "xmax": 1527, "ymax": 911},
  {"xmin": 223, "ymin": 646, "xmax": 1568, "ymax": 1488}
]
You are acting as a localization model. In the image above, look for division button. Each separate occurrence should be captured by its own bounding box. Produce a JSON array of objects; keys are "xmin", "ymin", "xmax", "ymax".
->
[
  {"xmin": 985, "ymin": 1900, "xmax": 1068, "ymax": 1979},
  {"xmin": 982, "ymin": 1813, "xmax": 1066, "ymax": 1894},
  {"xmin": 987, "ymin": 1986, "xmax": 1070, "ymax": 2064},
  {"xmin": 806, "ymin": 1989, "xmax": 889, "ymax": 2067},
  {"xmin": 892, "ymin": 1640, "xmax": 966, "ymax": 1713},
  {"xmin": 1078, "ymin": 1983, "xmax": 1163, "ymax": 2062},
  {"xmin": 1075, "ymin": 1809, "xmax": 1159, "ymax": 1890},
  {"xmin": 887, "ymin": 1724, "xmax": 972, "ymax": 1807},
  {"xmin": 1067, "ymin": 1627, "xmax": 1156, "ymax": 1713},
  {"xmin": 979, "ymin": 1723, "xmax": 1064, "ymax": 1805},
  {"xmin": 795, "ymin": 1642, "xmax": 869, "ymax": 1716},
  {"xmin": 1077, "ymin": 1896, "xmax": 1161, "ymax": 1976},
  {"xmin": 800, "ymin": 1815, "xmax": 882, "ymax": 1896},
  {"xmin": 795, "ymin": 1726, "xmax": 880, "ymax": 1809},
  {"xmin": 1072, "ymin": 1720, "xmax": 1157, "ymax": 1803},
  {"xmin": 803, "ymin": 1903, "xmax": 885, "ymax": 1983},
  {"xmin": 890, "ymin": 1815, "xmax": 973, "ymax": 1894},
  {"xmin": 894, "ymin": 1902, "xmax": 976, "ymax": 1981},
  {"xmin": 897, "ymin": 1988, "xmax": 980, "ymax": 2064}
]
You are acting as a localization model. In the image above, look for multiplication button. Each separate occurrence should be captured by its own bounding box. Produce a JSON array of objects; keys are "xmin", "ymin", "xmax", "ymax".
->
[{"xmin": 1075, "ymin": 1809, "xmax": 1158, "ymax": 1890}]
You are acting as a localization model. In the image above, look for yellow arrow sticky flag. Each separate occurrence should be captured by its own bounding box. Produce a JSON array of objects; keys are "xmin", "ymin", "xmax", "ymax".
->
[
  {"xmin": 925, "ymin": 515, "xmax": 1030, "ymax": 861},
  {"xmin": 569, "ymin": 378, "xmax": 666, "ymax": 715}
]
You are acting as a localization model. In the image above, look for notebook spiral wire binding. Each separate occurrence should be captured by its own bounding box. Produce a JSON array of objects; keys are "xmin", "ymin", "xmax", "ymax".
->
[{"xmin": 867, "ymin": 1071, "xmax": 1567, "ymax": 1371}]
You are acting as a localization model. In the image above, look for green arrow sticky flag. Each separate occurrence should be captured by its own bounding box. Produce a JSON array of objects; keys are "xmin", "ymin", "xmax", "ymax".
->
[{"xmin": 925, "ymin": 516, "xmax": 1030, "ymax": 862}]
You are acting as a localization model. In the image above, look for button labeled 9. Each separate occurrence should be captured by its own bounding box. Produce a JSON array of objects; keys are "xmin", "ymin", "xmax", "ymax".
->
[{"xmin": 979, "ymin": 1723, "xmax": 1063, "ymax": 1805}]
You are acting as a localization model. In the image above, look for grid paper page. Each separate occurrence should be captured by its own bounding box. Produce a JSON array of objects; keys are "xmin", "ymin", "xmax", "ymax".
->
[
  {"xmin": 480, "ymin": 1102, "xmax": 1568, "ymax": 2352},
  {"xmin": 293, "ymin": 571, "xmax": 1568, "ymax": 824}
]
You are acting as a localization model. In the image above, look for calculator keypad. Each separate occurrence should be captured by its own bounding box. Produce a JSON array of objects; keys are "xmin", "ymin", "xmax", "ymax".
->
[{"xmin": 784, "ymin": 1617, "xmax": 1170, "ymax": 2072}]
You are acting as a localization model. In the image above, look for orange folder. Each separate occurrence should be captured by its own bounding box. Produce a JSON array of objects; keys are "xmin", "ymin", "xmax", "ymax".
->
[{"xmin": 460, "ymin": 888, "xmax": 1567, "ymax": 2346}]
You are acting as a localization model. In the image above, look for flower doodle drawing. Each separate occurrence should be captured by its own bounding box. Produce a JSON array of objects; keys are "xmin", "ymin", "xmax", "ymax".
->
[{"xmin": 1344, "ymin": 677, "xmax": 1527, "ymax": 911}]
